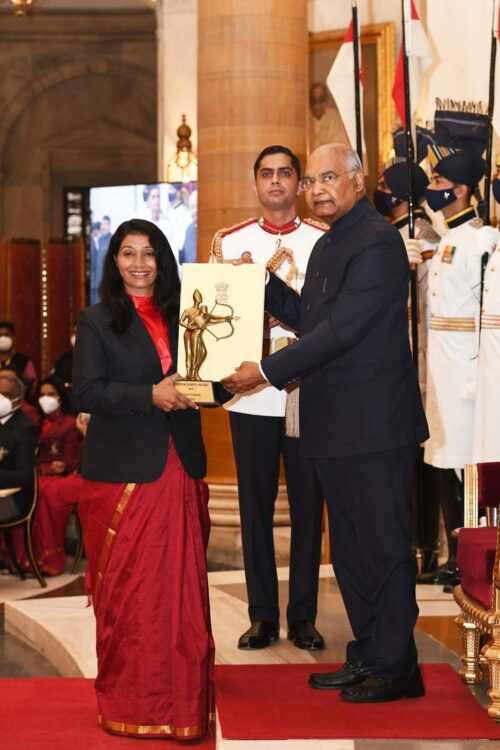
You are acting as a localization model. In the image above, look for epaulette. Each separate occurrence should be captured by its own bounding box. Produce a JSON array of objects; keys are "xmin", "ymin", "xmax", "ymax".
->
[
  {"xmin": 210, "ymin": 218, "xmax": 259, "ymax": 262},
  {"xmin": 302, "ymin": 217, "xmax": 329, "ymax": 232},
  {"xmin": 469, "ymin": 217, "xmax": 484, "ymax": 229}
]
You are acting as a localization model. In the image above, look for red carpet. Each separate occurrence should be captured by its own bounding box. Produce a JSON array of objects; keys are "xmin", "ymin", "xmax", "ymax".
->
[
  {"xmin": 215, "ymin": 663, "xmax": 500, "ymax": 740},
  {"xmin": 0, "ymin": 678, "xmax": 215, "ymax": 749}
]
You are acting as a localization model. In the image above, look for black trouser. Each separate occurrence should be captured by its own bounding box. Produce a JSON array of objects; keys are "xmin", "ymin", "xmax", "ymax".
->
[
  {"xmin": 229, "ymin": 411, "xmax": 324, "ymax": 626},
  {"xmin": 314, "ymin": 445, "xmax": 419, "ymax": 678}
]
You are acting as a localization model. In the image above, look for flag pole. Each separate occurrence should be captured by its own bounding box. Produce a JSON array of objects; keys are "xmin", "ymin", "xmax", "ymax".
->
[
  {"xmin": 401, "ymin": 0, "xmax": 418, "ymax": 370},
  {"xmin": 401, "ymin": 0, "xmax": 424, "ymax": 565},
  {"xmin": 351, "ymin": 0, "xmax": 363, "ymax": 164},
  {"xmin": 484, "ymin": 0, "xmax": 498, "ymax": 227}
]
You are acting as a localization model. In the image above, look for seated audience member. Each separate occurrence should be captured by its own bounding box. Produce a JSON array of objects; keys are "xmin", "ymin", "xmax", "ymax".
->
[
  {"xmin": 37, "ymin": 376, "xmax": 81, "ymax": 476},
  {"xmin": 0, "ymin": 368, "xmax": 40, "ymax": 425},
  {"xmin": 0, "ymin": 321, "xmax": 38, "ymax": 402},
  {"xmin": 25, "ymin": 376, "xmax": 83, "ymax": 574},
  {"xmin": 0, "ymin": 374, "xmax": 38, "ymax": 523},
  {"xmin": 5, "ymin": 379, "xmax": 85, "ymax": 575}
]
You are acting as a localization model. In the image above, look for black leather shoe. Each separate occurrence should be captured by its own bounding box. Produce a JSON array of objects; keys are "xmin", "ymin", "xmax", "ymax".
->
[
  {"xmin": 443, "ymin": 577, "xmax": 461, "ymax": 594},
  {"xmin": 309, "ymin": 661, "xmax": 374, "ymax": 690},
  {"xmin": 287, "ymin": 621, "xmax": 325, "ymax": 651},
  {"xmin": 419, "ymin": 561, "xmax": 460, "ymax": 585},
  {"xmin": 238, "ymin": 621, "xmax": 279, "ymax": 650},
  {"xmin": 340, "ymin": 667, "xmax": 425, "ymax": 703}
]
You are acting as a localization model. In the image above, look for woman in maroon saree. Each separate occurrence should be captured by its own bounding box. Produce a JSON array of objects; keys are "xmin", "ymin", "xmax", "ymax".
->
[{"xmin": 73, "ymin": 218, "xmax": 214, "ymax": 740}]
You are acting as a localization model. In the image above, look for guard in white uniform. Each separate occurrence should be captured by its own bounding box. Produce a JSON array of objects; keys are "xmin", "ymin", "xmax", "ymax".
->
[
  {"xmin": 472, "ymin": 172, "xmax": 500, "ymax": 463},
  {"xmin": 373, "ymin": 141, "xmax": 442, "ymax": 579},
  {"xmin": 212, "ymin": 145, "xmax": 327, "ymax": 651},
  {"xmin": 423, "ymin": 109, "xmax": 490, "ymax": 588}
]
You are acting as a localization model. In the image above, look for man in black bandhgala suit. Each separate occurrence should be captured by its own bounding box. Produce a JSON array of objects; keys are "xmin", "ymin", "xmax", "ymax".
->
[{"xmin": 222, "ymin": 143, "xmax": 429, "ymax": 703}]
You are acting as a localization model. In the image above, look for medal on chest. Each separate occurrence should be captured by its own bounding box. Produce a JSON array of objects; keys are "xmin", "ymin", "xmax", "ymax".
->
[{"xmin": 441, "ymin": 245, "xmax": 456, "ymax": 264}]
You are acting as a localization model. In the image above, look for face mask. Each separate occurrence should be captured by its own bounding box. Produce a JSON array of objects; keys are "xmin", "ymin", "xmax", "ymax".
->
[
  {"xmin": 425, "ymin": 186, "xmax": 457, "ymax": 212},
  {"xmin": 38, "ymin": 395, "xmax": 60, "ymax": 415},
  {"xmin": 70, "ymin": 335, "xmax": 76, "ymax": 348},
  {"xmin": 373, "ymin": 189, "xmax": 403, "ymax": 216},
  {"xmin": 493, "ymin": 179, "xmax": 500, "ymax": 205},
  {"xmin": 0, "ymin": 394, "xmax": 19, "ymax": 418},
  {"xmin": 0, "ymin": 336, "xmax": 13, "ymax": 352}
]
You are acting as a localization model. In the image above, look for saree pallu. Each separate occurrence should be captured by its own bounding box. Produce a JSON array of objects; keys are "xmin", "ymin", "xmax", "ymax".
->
[{"xmin": 79, "ymin": 439, "xmax": 215, "ymax": 740}]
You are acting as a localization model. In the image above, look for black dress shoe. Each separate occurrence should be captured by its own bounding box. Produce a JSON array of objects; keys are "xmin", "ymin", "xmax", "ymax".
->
[
  {"xmin": 309, "ymin": 661, "xmax": 374, "ymax": 690},
  {"xmin": 287, "ymin": 621, "xmax": 325, "ymax": 651},
  {"xmin": 340, "ymin": 667, "xmax": 425, "ymax": 703},
  {"xmin": 419, "ymin": 561, "xmax": 460, "ymax": 585},
  {"xmin": 238, "ymin": 621, "xmax": 279, "ymax": 650}
]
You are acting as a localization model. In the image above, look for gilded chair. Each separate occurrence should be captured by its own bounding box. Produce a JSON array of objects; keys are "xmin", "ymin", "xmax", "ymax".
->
[
  {"xmin": 0, "ymin": 466, "xmax": 47, "ymax": 588},
  {"xmin": 454, "ymin": 462, "xmax": 500, "ymax": 719}
]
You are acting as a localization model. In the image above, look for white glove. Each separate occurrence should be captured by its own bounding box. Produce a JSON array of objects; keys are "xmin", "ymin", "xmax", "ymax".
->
[
  {"xmin": 405, "ymin": 238, "xmax": 424, "ymax": 265},
  {"xmin": 473, "ymin": 225, "xmax": 499, "ymax": 257}
]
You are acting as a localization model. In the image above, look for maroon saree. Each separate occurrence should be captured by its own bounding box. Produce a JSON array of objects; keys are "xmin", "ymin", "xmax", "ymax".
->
[{"xmin": 79, "ymin": 440, "xmax": 214, "ymax": 739}]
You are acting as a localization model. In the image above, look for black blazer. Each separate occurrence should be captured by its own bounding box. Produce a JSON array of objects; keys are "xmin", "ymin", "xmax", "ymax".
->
[
  {"xmin": 73, "ymin": 302, "xmax": 206, "ymax": 482},
  {"xmin": 0, "ymin": 409, "xmax": 38, "ymax": 516},
  {"xmin": 262, "ymin": 197, "xmax": 429, "ymax": 459}
]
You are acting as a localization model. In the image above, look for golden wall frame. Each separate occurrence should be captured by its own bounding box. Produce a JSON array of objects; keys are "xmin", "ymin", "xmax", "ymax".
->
[{"xmin": 309, "ymin": 22, "xmax": 396, "ymax": 186}]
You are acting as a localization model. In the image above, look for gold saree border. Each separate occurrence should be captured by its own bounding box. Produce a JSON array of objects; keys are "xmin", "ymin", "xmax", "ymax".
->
[
  {"xmin": 92, "ymin": 482, "xmax": 136, "ymax": 607},
  {"xmin": 98, "ymin": 712, "xmax": 215, "ymax": 738}
]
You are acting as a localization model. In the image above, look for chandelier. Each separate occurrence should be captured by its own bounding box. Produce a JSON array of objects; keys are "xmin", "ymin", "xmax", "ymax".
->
[
  {"xmin": 9, "ymin": 0, "xmax": 35, "ymax": 15},
  {"xmin": 167, "ymin": 115, "xmax": 198, "ymax": 183}
]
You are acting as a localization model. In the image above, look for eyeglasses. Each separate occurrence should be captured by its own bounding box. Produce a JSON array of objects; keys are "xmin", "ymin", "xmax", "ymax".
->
[{"xmin": 300, "ymin": 171, "xmax": 354, "ymax": 190}]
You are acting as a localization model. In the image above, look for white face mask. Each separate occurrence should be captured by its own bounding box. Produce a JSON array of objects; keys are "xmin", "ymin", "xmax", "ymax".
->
[
  {"xmin": 70, "ymin": 335, "xmax": 76, "ymax": 348},
  {"xmin": 38, "ymin": 394, "xmax": 60, "ymax": 415},
  {"xmin": 0, "ymin": 336, "xmax": 13, "ymax": 352},
  {"xmin": 0, "ymin": 393, "xmax": 20, "ymax": 418}
]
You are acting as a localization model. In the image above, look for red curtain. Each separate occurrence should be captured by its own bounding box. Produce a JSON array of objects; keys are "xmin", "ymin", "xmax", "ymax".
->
[
  {"xmin": 3, "ymin": 239, "xmax": 42, "ymax": 376},
  {"xmin": 0, "ymin": 237, "xmax": 87, "ymax": 378}
]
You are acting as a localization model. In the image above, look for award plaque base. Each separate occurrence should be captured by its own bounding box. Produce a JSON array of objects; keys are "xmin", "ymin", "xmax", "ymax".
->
[{"xmin": 174, "ymin": 380, "xmax": 218, "ymax": 405}]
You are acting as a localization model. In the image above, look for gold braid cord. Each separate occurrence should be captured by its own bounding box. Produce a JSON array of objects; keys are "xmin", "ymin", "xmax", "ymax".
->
[
  {"xmin": 302, "ymin": 217, "xmax": 330, "ymax": 232},
  {"xmin": 266, "ymin": 241, "xmax": 299, "ymax": 288},
  {"xmin": 210, "ymin": 218, "xmax": 258, "ymax": 263}
]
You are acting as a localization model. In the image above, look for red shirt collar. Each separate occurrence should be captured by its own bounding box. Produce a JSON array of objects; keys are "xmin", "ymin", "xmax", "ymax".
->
[{"xmin": 258, "ymin": 216, "xmax": 301, "ymax": 235}]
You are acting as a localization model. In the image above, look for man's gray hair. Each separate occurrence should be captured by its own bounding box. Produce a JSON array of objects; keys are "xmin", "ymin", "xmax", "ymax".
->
[
  {"xmin": 345, "ymin": 148, "xmax": 363, "ymax": 175},
  {"xmin": 0, "ymin": 373, "xmax": 25, "ymax": 399}
]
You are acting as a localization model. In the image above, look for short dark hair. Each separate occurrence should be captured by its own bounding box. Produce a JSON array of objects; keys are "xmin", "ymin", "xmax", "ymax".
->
[
  {"xmin": 98, "ymin": 218, "xmax": 180, "ymax": 334},
  {"xmin": 253, "ymin": 145, "xmax": 301, "ymax": 180},
  {"xmin": 0, "ymin": 373, "xmax": 24, "ymax": 399},
  {"xmin": 0, "ymin": 321, "xmax": 15, "ymax": 335},
  {"xmin": 143, "ymin": 184, "xmax": 159, "ymax": 202},
  {"xmin": 102, "ymin": 215, "xmax": 111, "ymax": 223},
  {"xmin": 38, "ymin": 375, "xmax": 72, "ymax": 414}
]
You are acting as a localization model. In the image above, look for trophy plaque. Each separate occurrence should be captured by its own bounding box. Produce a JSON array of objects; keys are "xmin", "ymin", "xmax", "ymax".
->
[{"xmin": 176, "ymin": 263, "xmax": 266, "ymax": 404}]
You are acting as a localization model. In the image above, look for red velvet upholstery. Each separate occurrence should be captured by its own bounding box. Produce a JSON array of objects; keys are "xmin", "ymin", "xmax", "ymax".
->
[
  {"xmin": 478, "ymin": 463, "xmax": 500, "ymax": 508},
  {"xmin": 458, "ymin": 527, "xmax": 497, "ymax": 609}
]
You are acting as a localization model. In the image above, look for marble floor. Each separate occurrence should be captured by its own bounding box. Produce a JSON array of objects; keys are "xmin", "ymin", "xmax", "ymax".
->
[{"xmin": 1, "ymin": 563, "xmax": 499, "ymax": 749}]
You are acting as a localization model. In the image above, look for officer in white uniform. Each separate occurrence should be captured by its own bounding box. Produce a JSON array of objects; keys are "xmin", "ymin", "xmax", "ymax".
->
[
  {"xmin": 211, "ymin": 145, "xmax": 327, "ymax": 651},
  {"xmin": 373, "ymin": 137, "xmax": 442, "ymax": 579},
  {"xmin": 472, "ymin": 168, "xmax": 500, "ymax": 463},
  {"xmin": 423, "ymin": 109, "xmax": 490, "ymax": 589}
]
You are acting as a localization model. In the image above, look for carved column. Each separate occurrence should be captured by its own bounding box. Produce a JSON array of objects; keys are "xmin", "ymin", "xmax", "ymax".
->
[{"xmin": 197, "ymin": 0, "xmax": 308, "ymax": 558}]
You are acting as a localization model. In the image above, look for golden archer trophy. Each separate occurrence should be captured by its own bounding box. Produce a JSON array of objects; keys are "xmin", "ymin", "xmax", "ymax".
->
[{"xmin": 175, "ymin": 264, "xmax": 266, "ymax": 404}]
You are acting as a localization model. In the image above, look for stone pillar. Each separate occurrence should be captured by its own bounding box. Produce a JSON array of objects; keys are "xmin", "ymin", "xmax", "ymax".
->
[
  {"xmin": 197, "ymin": 0, "xmax": 308, "ymax": 558},
  {"xmin": 156, "ymin": 0, "xmax": 198, "ymax": 181}
]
